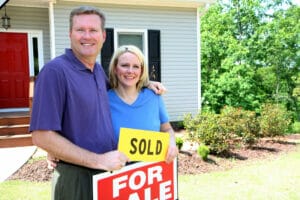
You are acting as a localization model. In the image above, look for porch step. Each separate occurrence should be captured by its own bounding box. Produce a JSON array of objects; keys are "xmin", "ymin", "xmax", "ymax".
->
[
  {"xmin": 0, "ymin": 125, "xmax": 29, "ymax": 136},
  {"xmin": 0, "ymin": 135, "xmax": 33, "ymax": 148},
  {"xmin": 0, "ymin": 116, "xmax": 30, "ymax": 126},
  {"xmin": 0, "ymin": 113, "xmax": 33, "ymax": 148}
]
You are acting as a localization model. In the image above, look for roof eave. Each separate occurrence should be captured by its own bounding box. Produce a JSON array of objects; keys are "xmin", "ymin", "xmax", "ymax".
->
[
  {"xmin": 60, "ymin": 0, "xmax": 215, "ymax": 8},
  {"xmin": 6, "ymin": 0, "xmax": 215, "ymax": 9}
]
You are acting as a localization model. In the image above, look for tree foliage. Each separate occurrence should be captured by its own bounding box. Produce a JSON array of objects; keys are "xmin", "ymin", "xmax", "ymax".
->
[{"xmin": 201, "ymin": 0, "xmax": 300, "ymax": 118}]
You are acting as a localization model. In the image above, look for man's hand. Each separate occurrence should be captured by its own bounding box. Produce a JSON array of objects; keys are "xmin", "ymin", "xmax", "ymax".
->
[
  {"xmin": 97, "ymin": 151, "xmax": 130, "ymax": 171},
  {"xmin": 47, "ymin": 153, "xmax": 59, "ymax": 170},
  {"xmin": 148, "ymin": 81, "xmax": 167, "ymax": 95}
]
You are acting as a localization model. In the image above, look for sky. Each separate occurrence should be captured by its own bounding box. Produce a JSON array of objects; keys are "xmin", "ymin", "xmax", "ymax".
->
[{"xmin": 0, "ymin": 0, "xmax": 8, "ymax": 7}]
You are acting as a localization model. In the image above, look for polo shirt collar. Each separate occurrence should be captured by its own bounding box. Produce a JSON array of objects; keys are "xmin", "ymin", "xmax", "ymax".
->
[{"xmin": 65, "ymin": 48, "xmax": 97, "ymax": 72}]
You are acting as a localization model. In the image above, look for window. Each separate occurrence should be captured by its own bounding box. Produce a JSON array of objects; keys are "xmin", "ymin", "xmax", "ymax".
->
[
  {"xmin": 114, "ymin": 29, "xmax": 148, "ymax": 60},
  {"xmin": 28, "ymin": 31, "xmax": 44, "ymax": 77},
  {"xmin": 32, "ymin": 37, "xmax": 39, "ymax": 76},
  {"xmin": 101, "ymin": 29, "xmax": 161, "ymax": 81}
]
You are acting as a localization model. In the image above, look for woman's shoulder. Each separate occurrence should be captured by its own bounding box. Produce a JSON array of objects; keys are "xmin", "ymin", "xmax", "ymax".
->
[
  {"xmin": 141, "ymin": 88, "xmax": 160, "ymax": 97},
  {"xmin": 108, "ymin": 89, "xmax": 116, "ymax": 96},
  {"xmin": 140, "ymin": 88, "xmax": 162, "ymax": 103}
]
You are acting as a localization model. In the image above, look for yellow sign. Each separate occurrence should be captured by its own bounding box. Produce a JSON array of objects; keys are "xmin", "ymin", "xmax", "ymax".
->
[{"xmin": 118, "ymin": 128, "xmax": 170, "ymax": 162}]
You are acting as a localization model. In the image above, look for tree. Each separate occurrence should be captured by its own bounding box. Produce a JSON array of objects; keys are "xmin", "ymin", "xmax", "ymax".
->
[{"xmin": 201, "ymin": 0, "xmax": 300, "ymax": 117}]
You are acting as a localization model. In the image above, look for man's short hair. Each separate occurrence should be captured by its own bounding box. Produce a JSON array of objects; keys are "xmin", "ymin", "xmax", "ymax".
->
[{"xmin": 69, "ymin": 6, "xmax": 106, "ymax": 31}]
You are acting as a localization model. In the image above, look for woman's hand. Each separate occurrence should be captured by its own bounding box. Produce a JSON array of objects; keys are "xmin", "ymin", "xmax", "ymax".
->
[{"xmin": 165, "ymin": 145, "xmax": 179, "ymax": 164}]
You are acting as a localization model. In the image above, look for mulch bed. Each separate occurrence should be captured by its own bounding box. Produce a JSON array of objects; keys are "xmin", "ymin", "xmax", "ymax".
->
[
  {"xmin": 8, "ymin": 134, "xmax": 300, "ymax": 182},
  {"xmin": 178, "ymin": 134, "xmax": 300, "ymax": 174}
]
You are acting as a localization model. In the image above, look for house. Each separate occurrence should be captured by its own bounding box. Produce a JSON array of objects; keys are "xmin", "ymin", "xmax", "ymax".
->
[{"xmin": 0, "ymin": 0, "xmax": 214, "ymax": 122}]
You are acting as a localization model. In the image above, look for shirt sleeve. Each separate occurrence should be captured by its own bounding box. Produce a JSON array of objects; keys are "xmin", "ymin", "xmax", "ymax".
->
[
  {"xmin": 29, "ymin": 65, "xmax": 66, "ymax": 132},
  {"xmin": 158, "ymin": 95, "xmax": 170, "ymax": 124}
]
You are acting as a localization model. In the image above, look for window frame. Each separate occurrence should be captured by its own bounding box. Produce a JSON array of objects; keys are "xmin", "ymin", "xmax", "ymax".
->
[{"xmin": 114, "ymin": 29, "xmax": 149, "ymax": 64}]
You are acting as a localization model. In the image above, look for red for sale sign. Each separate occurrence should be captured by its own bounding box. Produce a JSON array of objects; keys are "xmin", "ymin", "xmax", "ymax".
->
[{"xmin": 93, "ymin": 160, "xmax": 178, "ymax": 200}]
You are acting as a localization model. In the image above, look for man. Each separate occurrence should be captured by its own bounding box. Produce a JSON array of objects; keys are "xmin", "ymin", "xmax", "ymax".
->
[{"xmin": 30, "ymin": 6, "xmax": 164, "ymax": 200}]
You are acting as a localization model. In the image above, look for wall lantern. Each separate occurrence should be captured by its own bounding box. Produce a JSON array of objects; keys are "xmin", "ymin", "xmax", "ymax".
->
[{"xmin": 2, "ymin": 6, "xmax": 10, "ymax": 30}]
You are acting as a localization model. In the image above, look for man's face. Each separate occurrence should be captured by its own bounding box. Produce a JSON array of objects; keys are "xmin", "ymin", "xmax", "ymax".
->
[{"xmin": 69, "ymin": 14, "xmax": 106, "ymax": 62}]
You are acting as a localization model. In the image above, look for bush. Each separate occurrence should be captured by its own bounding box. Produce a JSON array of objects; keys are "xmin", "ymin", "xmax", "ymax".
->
[
  {"xmin": 288, "ymin": 121, "xmax": 300, "ymax": 134},
  {"xmin": 259, "ymin": 104, "xmax": 292, "ymax": 137},
  {"xmin": 176, "ymin": 137, "xmax": 184, "ymax": 150},
  {"xmin": 220, "ymin": 106, "xmax": 260, "ymax": 146},
  {"xmin": 183, "ymin": 104, "xmax": 291, "ymax": 155},
  {"xmin": 183, "ymin": 113, "xmax": 202, "ymax": 142},
  {"xmin": 184, "ymin": 112, "xmax": 232, "ymax": 154},
  {"xmin": 197, "ymin": 144, "xmax": 210, "ymax": 160}
]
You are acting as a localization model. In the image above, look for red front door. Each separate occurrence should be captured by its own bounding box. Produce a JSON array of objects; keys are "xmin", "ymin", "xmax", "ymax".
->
[{"xmin": 0, "ymin": 32, "xmax": 30, "ymax": 108}]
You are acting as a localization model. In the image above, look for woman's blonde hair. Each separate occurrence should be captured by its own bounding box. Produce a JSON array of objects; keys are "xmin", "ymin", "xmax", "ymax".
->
[{"xmin": 109, "ymin": 45, "xmax": 149, "ymax": 91}]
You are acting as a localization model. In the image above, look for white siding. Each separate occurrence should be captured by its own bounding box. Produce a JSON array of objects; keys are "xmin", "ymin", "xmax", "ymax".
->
[
  {"xmin": 1, "ymin": 6, "xmax": 51, "ymax": 64},
  {"xmin": 54, "ymin": 3, "xmax": 200, "ymax": 121}
]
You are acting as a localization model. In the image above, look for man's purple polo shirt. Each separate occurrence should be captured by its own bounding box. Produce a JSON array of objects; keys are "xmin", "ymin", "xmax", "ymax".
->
[{"xmin": 30, "ymin": 49, "xmax": 117, "ymax": 153}]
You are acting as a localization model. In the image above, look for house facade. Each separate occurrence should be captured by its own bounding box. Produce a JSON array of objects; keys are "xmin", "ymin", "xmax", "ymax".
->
[{"xmin": 0, "ymin": 0, "xmax": 214, "ymax": 121}]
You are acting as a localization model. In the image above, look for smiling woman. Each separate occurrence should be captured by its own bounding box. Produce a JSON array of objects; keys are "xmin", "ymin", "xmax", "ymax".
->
[{"xmin": 107, "ymin": 45, "xmax": 178, "ymax": 164}]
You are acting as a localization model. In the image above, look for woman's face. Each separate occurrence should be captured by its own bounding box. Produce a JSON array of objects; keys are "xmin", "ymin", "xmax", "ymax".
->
[{"xmin": 115, "ymin": 52, "xmax": 142, "ymax": 89}]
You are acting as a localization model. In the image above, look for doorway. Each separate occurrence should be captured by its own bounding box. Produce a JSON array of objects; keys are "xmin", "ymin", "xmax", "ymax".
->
[{"xmin": 0, "ymin": 32, "xmax": 29, "ymax": 108}]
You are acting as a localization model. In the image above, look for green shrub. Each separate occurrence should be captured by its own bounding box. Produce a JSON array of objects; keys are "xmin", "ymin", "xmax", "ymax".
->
[
  {"xmin": 197, "ymin": 144, "xmax": 210, "ymax": 160},
  {"xmin": 183, "ymin": 113, "xmax": 202, "ymax": 142},
  {"xmin": 176, "ymin": 137, "xmax": 184, "ymax": 150},
  {"xmin": 184, "ymin": 112, "xmax": 232, "ymax": 154},
  {"xmin": 288, "ymin": 121, "xmax": 300, "ymax": 134},
  {"xmin": 220, "ymin": 106, "xmax": 260, "ymax": 146},
  {"xmin": 200, "ymin": 113, "xmax": 233, "ymax": 154},
  {"xmin": 183, "ymin": 104, "xmax": 293, "ymax": 155},
  {"xmin": 259, "ymin": 104, "xmax": 292, "ymax": 137}
]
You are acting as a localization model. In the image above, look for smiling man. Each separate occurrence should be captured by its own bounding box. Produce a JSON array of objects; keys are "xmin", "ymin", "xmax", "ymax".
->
[
  {"xmin": 30, "ymin": 6, "xmax": 166, "ymax": 200},
  {"xmin": 30, "ymin": 6, "xmax": 129, "ymax": 200}
]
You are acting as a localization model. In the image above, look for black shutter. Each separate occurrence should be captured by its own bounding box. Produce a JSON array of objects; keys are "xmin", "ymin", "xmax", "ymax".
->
[
  {"xmin": 148, "ymin": 30, "xmax": 161, "ymax": 82},
  {"xmin": 101, "ymin": 28, "xmax": 114, "ymax": 76}
]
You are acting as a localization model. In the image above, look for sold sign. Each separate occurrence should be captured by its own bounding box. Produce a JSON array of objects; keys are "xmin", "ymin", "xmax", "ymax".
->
[
  {"xmin": 93, "ymin": 161, "xmax": 178, "ymax": 200},
  {"xmin": 118, "ymin": 128, "xmax": 170, "ymax": 162}
]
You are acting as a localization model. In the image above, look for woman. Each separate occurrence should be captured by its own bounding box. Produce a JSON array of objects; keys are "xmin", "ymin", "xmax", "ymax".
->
[{"xmin": 108, "ymin": 45, "xmax": 178, "ymax": 163}]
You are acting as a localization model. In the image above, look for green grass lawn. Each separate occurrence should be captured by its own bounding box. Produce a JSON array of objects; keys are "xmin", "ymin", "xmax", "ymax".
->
[
  {"xmin": 179, "ymin": 145, "xmax": 300, "ymax": 200},
  {"xmin": 1, "ymin": 145, "xmax": 299, "ymax": 200},
  {"xmin": 0, "ymin": 180, "xmax": 50, "ymax": 200}
]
